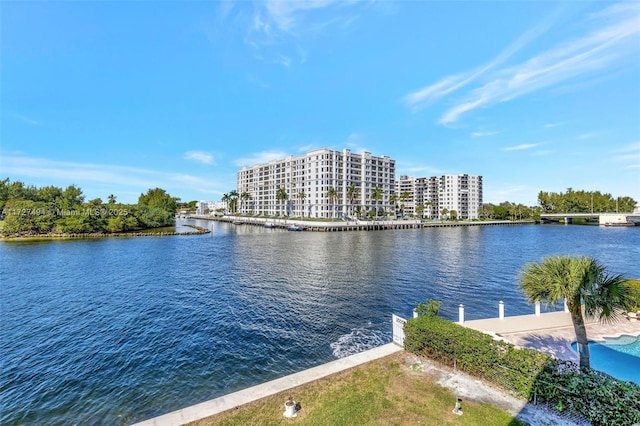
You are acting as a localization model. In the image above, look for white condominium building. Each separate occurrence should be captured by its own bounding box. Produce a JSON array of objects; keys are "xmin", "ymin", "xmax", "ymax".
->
[
  {"xmin": 395, "ymin": 174, "xmax": 483, "ymax": 220},
  {"xmin": 237, "ymin": 148, "xmax": 396, "ymax": 218}
]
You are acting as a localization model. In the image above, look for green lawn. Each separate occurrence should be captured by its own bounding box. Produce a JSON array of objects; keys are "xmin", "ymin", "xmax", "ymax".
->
[{"xmin": 188, "ymin": 354, "xmax": 527, "ymax": 426}]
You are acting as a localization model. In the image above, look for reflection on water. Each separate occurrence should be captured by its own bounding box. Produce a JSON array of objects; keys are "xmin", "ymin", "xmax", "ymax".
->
[{"xmin": 1, "ymin": 222, "xmax": 638, "ymax": 424}]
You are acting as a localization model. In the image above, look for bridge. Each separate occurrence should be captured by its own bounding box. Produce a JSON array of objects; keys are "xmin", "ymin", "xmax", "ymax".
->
[{"xmin": 540, "ymin": 212, "xmax": 640, "ymax": 226}]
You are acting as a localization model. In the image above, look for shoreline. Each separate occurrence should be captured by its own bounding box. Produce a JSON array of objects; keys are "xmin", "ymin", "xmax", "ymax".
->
[
  {"xmin": 190, "ymin": 215, "xmax": 535, "ymax": 231},
  {"xmin": 0, "ymin": 224, "xmax": 210, "ymax": 242}
]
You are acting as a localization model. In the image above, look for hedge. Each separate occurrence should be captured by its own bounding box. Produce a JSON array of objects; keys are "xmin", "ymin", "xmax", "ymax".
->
[{"xmin": 403, "ymin": 315, "xmax": 640, "ymax": 426}]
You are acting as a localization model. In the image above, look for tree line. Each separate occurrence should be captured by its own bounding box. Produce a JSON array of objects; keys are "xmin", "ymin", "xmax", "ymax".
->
[
  {"xmin": 537, "ymin": 188, "xmax": 635, "ymax": 213},
  {"xmin": 0, "ymin": 179, "xmax": 179, "ymax": 236}
]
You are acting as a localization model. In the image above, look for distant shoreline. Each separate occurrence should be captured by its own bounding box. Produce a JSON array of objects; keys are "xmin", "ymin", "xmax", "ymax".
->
[{"xmin": 0, "ymin": 224, "xmax": 210, "ymax": 241}]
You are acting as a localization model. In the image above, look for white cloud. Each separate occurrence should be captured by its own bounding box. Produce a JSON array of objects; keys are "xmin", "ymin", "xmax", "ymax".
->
[
  {"xmin": 400, "ymin": 165, "xmax": 444, "ymax": 175},
  {"xmin": 615, "ymin": 153, "xmax": 640, "ymax": 162},
  {"xmin": 404, "ymin": 3, "xmax": 640, "ymax": 125},
  {"xmin": 544, "ymin": 122, "xmax": 562, "ymax": 128},
  {"xmin": 613, "ymin": 142, "xmax": 640, "ymax": 163},
  {"xmin": 298, "ymin": 144, "xmax": 318, "ymax": 152},
  {"xmin": 471, "ymin": 131, "xmax": 499, "ymax": 138},
  {"xmin": 403, "ymin": 11, "xmax": 557, "ymax": 111},
  {"xmin": 184, "ymin": 150, "xmax": 215, "ymax": 165},
  {"xmin": 617, "ymin": 141, "xmax": 640, "ymax": 153},
  {"xmin": 1, "ymin": 155, "xmax": 225, "ymax": 201},
  {"xmin": 241, "ymin": 1, "xmax": 369, "ymax": 67},
  {"xmin": 576, "ymin": 133, "xmax": 598, "ymax": 140},
  {"xmin": 264, "ymin": 0, "xmax": 344, "ymax": 33},
  {"xmin": 14, "ymin": 113, "xmax": 40, "ymax": 126},
  {"xmin": 504, "ymin": 143, "xmax": 540, "ymax": 151},
  {"xmin": 234, "ymin": 151, "xmax": 290, "ymax": 167}
]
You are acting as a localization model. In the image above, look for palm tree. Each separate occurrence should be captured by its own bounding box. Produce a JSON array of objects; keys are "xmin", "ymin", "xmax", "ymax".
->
[
  {"xmin": 221, "ymin": 193, "xmax": 230, "ymax": 214},
  {"xmin": 424, "ymin": 200, "xmax": 434, "ymax": 220},
  {"xmin": 519, "ymin": 256, "xmax": 630, "ymax": 369},
  {"xmin": 346, "ymin": 184, "xmax": 357, "ymax": 218},
  {"xmin": 228, "ymin": 190, "xmax": 239, "ymax": 214},
  {"xmin": 326, "ymin": 186, "xmax": 338, "ymax": 219},
  {"xmin": 276, "ymin": 186, "xmax": 288, "ymax": 217},
  {"xmin": 371, "ymin": 187, "xmax": 383, "ymax": 220},
  {"xmin": 107, "ymin": 194, "xmax": 117, "ymax": 204},
  {"xmin": 297, "ymin": 191, "xmax": 306, "ymax": 217},
  {"xmin": 389, "ymin": 193, "xmax": 398, "ymax": 218},
  {"xmin": 399, "ymin": 191, "xmax": 411, "ymax": 216},
  {"xmin": 240, "ymin": 191, "xmax": 251, "ymax": 214}
]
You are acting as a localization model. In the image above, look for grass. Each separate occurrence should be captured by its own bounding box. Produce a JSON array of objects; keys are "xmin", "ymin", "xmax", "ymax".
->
[{"xmin": 188, "ymin": 354, "xmax": 527, "ymax": 426}]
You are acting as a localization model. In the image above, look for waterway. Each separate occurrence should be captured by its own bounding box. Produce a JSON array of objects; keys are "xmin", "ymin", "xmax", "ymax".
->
[{"xmin": 1, "ymin": 222, "xmax": 638, "ymax": 424}]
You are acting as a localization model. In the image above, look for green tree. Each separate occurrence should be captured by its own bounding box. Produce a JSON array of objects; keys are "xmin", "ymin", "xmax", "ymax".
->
[
  {"xmin": 519, "ymin": 256, "xmax": 631, "ymax": 369},
  {"xmin": 371, "ymin": 187, "xmax": 383, "ymax": 220},
  {"xmin": 389, "ymin": 193, "xmax": 398, "ymax": 217},
  {"xmin": 138, "ymin": 188, "xmax": 178, "ymax": 214},
  {"xmin": 481, "ymin": 203, "xmax": 495, "ymax": 219},
  {"xmin": 60, "ymin": 185, "xmax": 85, "ymax": 209},
  {"xmin": 108, "ymin": 194, "xmax": 117, "ymax": 204},
  {"xmin": 137, "ymin": 205, "xmax": 173, "ymax": 228},
  {"xmin": 276, "ymin": 186, "xmax": 288, "ymax": 217},
  {"xmin": 399, "ymin": 191, "xmax": 411, "ymax": 215},
  {"xmin": 106, "ymin": 215, "xmax": 139, "ymax": 232},
  {"xmin": 228, "ymin": 190, "xmax": 239, "ymax": 214},
  {"xmin": 1, "ymin": 200, "xmax": 53, "ymax": 234},
  {"xmin": 415, "ymin": 203, "xmax": 424, "ymax": 219},
  {"xmin": 414, "ymin": 299, "xmax": 442, "ymax": 317},
  {"xmin": 54, "ymin": 214, "xmax": 94, "ymax": 233}
]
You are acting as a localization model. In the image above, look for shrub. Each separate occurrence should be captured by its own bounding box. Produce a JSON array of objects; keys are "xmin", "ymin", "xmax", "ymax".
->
[
  {"xmin": 403, "ymin": 315, "xmax": 640, "ymax": 425},
  {"xmin": 623, "ymin": 279, "xmax": 640, "ymax": 311},
  {"xmin": 403, "ymin": 315, "xmax": 548, "ymax": 398},
  {"xmin": 533, "ymin": 360, "xmax": 640, "ymax": 426}
]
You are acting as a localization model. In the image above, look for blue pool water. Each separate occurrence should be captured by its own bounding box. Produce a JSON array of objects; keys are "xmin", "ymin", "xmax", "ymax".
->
[{"xmin": 573, "ymin": 335, "xmax": 640, "ymax": 384}]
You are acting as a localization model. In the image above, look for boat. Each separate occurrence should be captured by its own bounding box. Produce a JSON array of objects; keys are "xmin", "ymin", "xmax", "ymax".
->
[
  {"xmin": 264, "ymin": 222, "xmax": 278, "ymax": 229},
  {"xmin": 232, "ymin": 221, "xmax": 243, "ymax": 225},
  {"xmin": 287, "ymin": 225, "xmax": 305, "ymax": 231}
]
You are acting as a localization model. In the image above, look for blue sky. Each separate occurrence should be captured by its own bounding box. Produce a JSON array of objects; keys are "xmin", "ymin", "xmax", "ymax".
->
[{"xmin": 2, "ymin": 1, "xmax": 639, "ymax": 205}]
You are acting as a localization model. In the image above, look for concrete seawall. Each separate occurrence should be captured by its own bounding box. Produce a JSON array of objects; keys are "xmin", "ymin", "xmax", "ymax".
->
[
  {"xmin": 133, "ymin": 343, "xmax": 402, "ymax": 426},
  {"xmin": 190, "ymin": 215, "xmax": 533, "ymax": 232}
]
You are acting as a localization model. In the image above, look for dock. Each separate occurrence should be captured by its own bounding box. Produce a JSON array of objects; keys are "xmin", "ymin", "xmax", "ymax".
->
[{"xmin": 189, "ymin": 215, "xmax": 532, "ymax": 232}]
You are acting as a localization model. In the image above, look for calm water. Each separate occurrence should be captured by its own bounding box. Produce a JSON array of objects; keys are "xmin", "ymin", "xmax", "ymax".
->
[{"xmin": 1, "ymin": 223, "xmax": 638, "ymax": 424}]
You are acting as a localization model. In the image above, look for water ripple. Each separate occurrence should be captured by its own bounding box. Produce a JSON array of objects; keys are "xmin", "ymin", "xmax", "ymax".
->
[{"xmin": 1, "ymin": 223, "xmax": 638, "ymax": 424}]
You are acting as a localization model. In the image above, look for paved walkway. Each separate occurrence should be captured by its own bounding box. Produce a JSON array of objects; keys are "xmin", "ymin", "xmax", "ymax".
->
[
  {"xmin": 464, "ymin": 311, "xmax": 640, "ymax": 362},
  {"xmin": 498, "ymin": 317, "xmax": 640, "ymax": 363},
  {"xmin": 133, "ymin": 343, "xmax": 402, "ymax": 426},
  {"xmin": 463, "ymin": 310, "xmax": 589, "ymax": 335}
]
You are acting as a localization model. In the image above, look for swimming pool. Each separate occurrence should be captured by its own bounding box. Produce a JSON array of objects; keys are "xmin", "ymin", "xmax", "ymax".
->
[{"xmin": 572, "ymin": 335, "xmax": 640, "ymax": 385}]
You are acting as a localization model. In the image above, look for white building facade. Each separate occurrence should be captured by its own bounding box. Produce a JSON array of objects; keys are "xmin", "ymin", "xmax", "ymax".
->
[
  {"xmin": 237, "ymin": 148, "xmax": 396, "ymax": 218},
  {"xmin": 395, "ymin": 174, "xmax": 483, "ymax": 220}
]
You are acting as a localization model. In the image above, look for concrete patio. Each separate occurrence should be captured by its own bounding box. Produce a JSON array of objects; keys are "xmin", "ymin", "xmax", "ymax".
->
[{"xmin": 464, "ymin": 311, "xmax": 640, "ymax": 363}]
